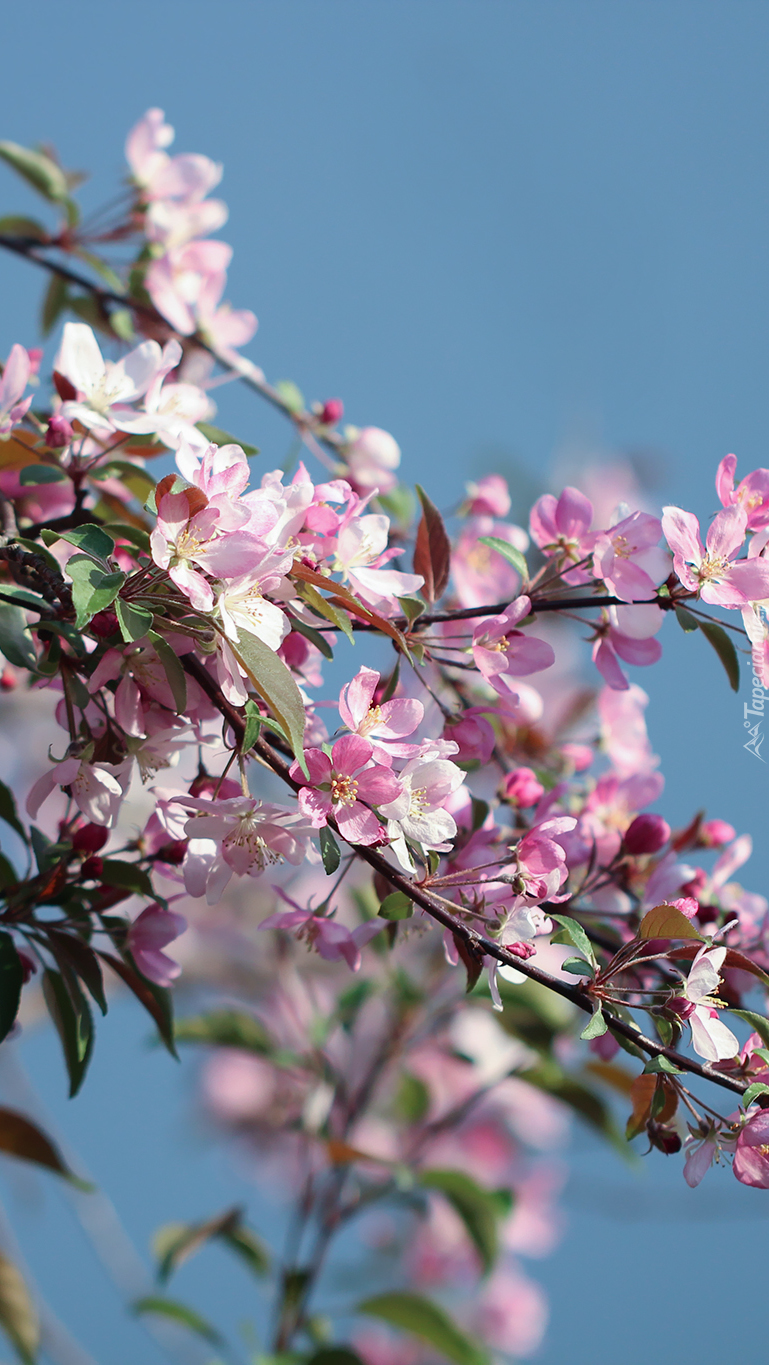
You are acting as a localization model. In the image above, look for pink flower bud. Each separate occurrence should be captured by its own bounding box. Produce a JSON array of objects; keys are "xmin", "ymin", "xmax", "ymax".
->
[
  {"xmin": 464, "ymin": 474, "xmax": 511, "ymax": 518},
  {"xmin": 0, "ymin": 667, "xmax": 17, "ymax": 691},
  {"xmin": 320, "ymin": 398, "xmax": 344, "ymax": 426},
  {"xmin": 623, "ymin": 813, "xmax": 671, "ymax": 855},
  {"xmin": 44, "ymin": 413, "xmax": 74, "ymax": 448},
  {"xmin": 89, "ymin": 611, "xmax": 119, "ymax": 638},
  {"xmin": 26, "ymin": 348, "xmax": 43, "ymax": 377},
  {"xmin": 156, "ymin": 839, "xmax": 188, "ymax": 865},
  {"xmin": 443, "ymin": 711, "xmax": 495, "ymax": 764},
  {"xmin": 560, "ymin": 742, "xmax": 594, "ymax": 772},
  {"xmin": 506, "ymin": 940, "xmax": 536, "ymax": 960},
  {"xmin": 668, "ymin": 896, "xmax": 699, "ymax": 920},
  {"xmin": 80, "ymin": 855, "xmax": 104, "ymax": 880},
  {"xmin": 698, "ymin": 818, "xmax": 736, "ymax": 848},
  {"xmin": 72, "ymin": 823, "xmax": 109, "ymax": 855},
  {"xmin": 503, "ymin": 767, "xmax": 544, "ymax": 807}
]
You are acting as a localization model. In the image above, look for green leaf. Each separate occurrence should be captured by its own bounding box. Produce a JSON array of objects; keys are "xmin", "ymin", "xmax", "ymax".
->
[
  {"xmin": 0, "ymin": 1252, "xmax": 39, "ymax": 1364},
  {"xmin": 116, "ymin": 598, "xmax": 153, "ymax": 643},
  {"xmin": 286, "ymin": 613, "xmax": 334, "ymax": 660},
  {"xmin": 642, "ymin": 1055, "xmax": 683, "ymax": 1075},
  {"xmin": 173, "ymin": 1009, "xmax": 271, "ymax": 1054},
  {"xmin": 393, "ymin": 1071, "xmax": 430, "ymax": 1123},
  {"xmin": 320, "ymin": 826, "xmax": 341, "ymax": 875},
  {"xmin": 549, "ymin": 913, "xmax": 596, "ymax": 967},
  {"xmin": 42, "ymin": 969, "xmax": 93, "ymax": 1097},
  {"xmin": 41, "ymin": 274, "xmax": 69, "ymax": 336},
  {"xmin": 378, "ymin": 892, "xmax": 413, "ymax": 921},
  {"xmin": 397, "ymin": 596, "xmax": 426, "ymax": 625},
  {"xmin": 674, "ymin": 605, "xmax": 700, "ymax": 632},
  {"xmin": 0, "ymin": 780, "xmax": 27, "ymax": 843},
  {"xmin": 241, "ymin": 698, "xmax": 262, "ymax": 753},
  {"xmin": 67, "ymin": 556, "xmax": 124, "ymax": 629},
  {"xmin": 299, "ymin": 581, "xmax": 354, "ymax": 644},
  {"xmin": 699, "ymin": 619, "xmax": 740, "ymax": 692},
  {"xmin": 0, "ymin": 855, "xmax": 17, "ymax": 891},
  {"xmin": 358, "ymin": 1293, "xmax": 488, "ymax": 1365},
  {"xmin": 730, "ymin": 1008, "xmax": 769, "ymax": 1049},
  {"xmin": 99, "ymin": 953, "xmax": 177, "ymax": 1059},
  {"xmin": 132, "ymin": 1296, "xmax": 223, "ymax": 1346},
  {"xmin": 45, "ymin": 928, "xmax": 108, "ymax": 1016},
  {"xmin": 98, "ymin": 860, "xmax": 154, "ymax": 897},
  {"xmin": 0, "ymin": 1106, "xmax": 85, "ymax": 1184},
  {"xmin": 229, "ymin": 628, "xmax": 307, "ymax": 768},
  {"xmin": 17, "ymin": 464, "xmax": 68, "ymax": 485},
  {"xmin": 478, "ymin": 535, "xmax": 529, "ymax": 584},
  {"xmin": 741, "ymin": 1082, "xmax": 769, "ymax": 1108},
  {"xmin": 195, "ymin": 423, "xmax": 259, "ymax": 457},
  {"xmin": 58, "ymin": 523, "xmax": 115, "ymax": 566},
  {"xmin": 110, "ymin": 308, "xmax": 135, "ymax": 343},
  {"xmin": 0, "ymin": 934, "xmax": 23, "ymax": 1044},
  {"xmin": 0, "ymin": 140, "xmax": 69, "ymax": 201},
  {"xmin": 419, "ymin": 1169, "xmax": 503, "ymax": 1275},
  {"xmin": 153, "ymin": 1206, "xmax": 269, "ymax": 1285},
  {"xmin": 274, "ymin": 380, "xmax": 306, "ymax": 414},
  {"xmin": 0, "ymin": 215, "xmax": 47, "ymax": 241},
  {"xmin": 308, "ymin": 1351, "xmax": 365, "ymax": 1365},
  {"xmin": 147, "ymin": 631, "xmax": 187, "ymax": 714},
  {"xmin": 0, "ymin": 604, "xmax": 36, "ymax": 671},
  {"xmin": 580, "ymin": 1005, "xmax": 607, "ymax": 1040},
  {"xmin": 561, "ymin": 956, "xmax": 595, "ymax": 977}
]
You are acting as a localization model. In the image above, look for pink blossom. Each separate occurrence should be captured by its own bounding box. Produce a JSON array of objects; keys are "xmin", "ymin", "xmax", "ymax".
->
[
  {"xmin": 338, "ymin": 666, "xmax": 423, "ymax": 758},
  {"xmin": 683, "ymin": 1127, "xmax": 723, "ymax": 1187},
  {"xmin": 259, "ymin": 897, "xmax": 384, "ymax": 972},
  {"xmin": 345, "ymin": 427, "xmax": 401, "ymax": 494},
  {"xmin": 334, "ymin": 512, "xmax": 423, "ymax": 609},
  {"xmin": 469, "ymin": 1264, "xmax": 548, "ymax": 1357},
  {"xmin": 0, "ymin": 344, "xmax": 32, "ymax": 434},
  {"xmin": 592, "ymin": 613, "xmax": 663, "ymax": 691},
  {"xmin": 175, "ymin": 795, "xmax": 315, "ymax": 902},
  {"xmin": 442, "ymin": 708, "xmax": 496, "ymax": 764},
  {"xmin": 529, "ymin": 486, "xmax": 594, "ymax": 575},
  {"xmin": 623, "ymin": 813, "xmax": 670, "ymax": 855},
  {"xmin": 451, "ymin": 518, "xmax": 528, "ymax": 608},
  {"xmin": 56, "ymin": 323, "xmax": 166, "ymax": 434},
  {"xmin": 379, "ymin": 745, "xmax": 466, "ymax": 866},
  {"xmin": 661, "ymin": 503, "xmax": 769, "ymax": 606},
  {"xmin": 127, "ymin": 904, "xmax": 186, "ymax": 986},
  {"xmin": 669, "ymin": 945, "xmax": 739, "ymax": 1063},
  {"xmin": 733, "ymin": 1109, "xmax": 769, "ymax": 1188},
  {"xmin": 472, "ymin": 596, "xmax": 555, "ymax": 696},
  {"xmin": 145, "ymin": 239, "xmax": 233, "ymax": 336},
  {"xmin": 592, "ymin": 511, "xmax": 668, "ymax": 601},
  {"xmin": 126, "ymin": 108, "xmax": 222, "ymax": 203},
  {"xmin": 512, "ymin": 817, "xmax": 577, "ymax": 903},
  {"xmin": 715, "ymin": 453, "xmax": 769, "ymax": 530},
  {"xmin": 26, "ymin": 756, "xmax": 127, "ymax": 827},
  {"xmin": 503, "ymin": 768, "xmax": 545, "ymax": 807},
  {"xmin": 150, "ymin": 482, "xmax": 262, "ymax": 611},
  {"xmin": 598, "ymin": 683, "xmax": 659, "ymax": 778},
  {"xmin": 464, "ymin": 474, "xmax": 511, "ymax": 518},
  {"xmin": 290, "ymin": 735, "xmax": 402, "ymax": 845}
]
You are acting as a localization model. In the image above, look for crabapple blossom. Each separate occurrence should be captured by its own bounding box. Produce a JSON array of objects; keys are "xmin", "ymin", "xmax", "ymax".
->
[
  {"xmin": 338, "ymin": 666, "xmax": 423, "ymax": 758},
  {"xmin": 0, "ymin": 344, "xmax": 32, "ymax": 434},
  {"xmin": 715, "ymin": 453, "xmax": 769, "ymax": 530},
  {"xmin": 669, "ymin": 945, "xmax": 739, "ymax": 1063},
  {"xmin": 472, "ymin": 597, "xmax": 555, "ymax": 696},
  {"xmin": 661, "ymin": 503, "xmax": 769, "ymax": 606},
  {"xmin": 290, "ymin": 735, "xmax": 402, "ymax": 845},
  {"xmin": 127, "ymin": 904, "xmax": 187, "ymax": 986}
]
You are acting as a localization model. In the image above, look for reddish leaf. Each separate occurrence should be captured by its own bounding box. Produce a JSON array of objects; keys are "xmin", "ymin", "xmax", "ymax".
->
[
  {"xmin": 291, "ymin": 562, "xmax": 409, "ymax": 654},
  {"xmin": 413, "ymin": 485, "xmax": 450, "ymax": 604}
]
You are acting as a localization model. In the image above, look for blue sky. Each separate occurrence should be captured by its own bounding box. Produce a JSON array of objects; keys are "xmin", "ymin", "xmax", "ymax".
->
[{"xmin": 0, "ymin": 3, "xmax": 768, "ymax": 1360}]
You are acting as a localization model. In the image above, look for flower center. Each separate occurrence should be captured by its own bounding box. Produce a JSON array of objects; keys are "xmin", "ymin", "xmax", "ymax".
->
[
  {"xmin": 409, "ymin": 786, "xmax": 429, "ymax": 817},
  {"xmin": 331, "ymin": 774, "xmax": 359, "ymax": 806},
  {"xmin": 226, "ymin": 817, "xmax": 282, "ymax": 872},
  {"xmin": 359, "ymin": 704, "xmax": 383, "ymax": 736},
  {"xmin": 698, "ymin": 553, "xmax": 730, "ymax": 581}
]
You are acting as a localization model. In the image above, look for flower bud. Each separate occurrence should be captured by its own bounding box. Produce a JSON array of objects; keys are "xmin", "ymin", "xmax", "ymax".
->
[
  {"xmin": 80, "ymin": 855, "xmax": 104, "ymax": 880},
  {"xmin": 503, "ymin": 767, "xmax": 544, "ymax": 807},
  {"xmin": 623, "ymin": 813, "xmax": 671, "ymax": 855},
  {"xmin": 648, "ymin": 1121, "xmax": 682, "ymax": 1154},
  {"xmin": 443, "ymin": 711, "xmax": 495, "ymax": 765},
  {"xmin": 90, "ymin": 610, "xmax": 119, "ymax": 638},
  {"xmin": 698, "ymin": 818, "xmax": 736, "ymax": 848},
  {"xmin": 156, "ymin": 839, "xmax": 187, "ymax": 865},
  {"xmin": 320, "ymin": 398, "xmax": 344, "ymax": 426},
  {"xmin": 72, "ymin": 823, "xmax": 109, "ymax": 855},
  {"xmin": 0, "ymin": 667, "xmax": 17, "ymax": 691},
  {"xmin": 44, "ymin": 413, "xmax": 74, "ymax": 448}
]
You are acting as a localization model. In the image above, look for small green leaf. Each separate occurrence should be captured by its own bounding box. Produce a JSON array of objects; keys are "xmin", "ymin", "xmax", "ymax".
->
[
  {"xmin": 320, "ymin": 826, "xmax": 341, "ymax": 875},
  {"xmin": 580, "ymin": 1006, "xmax": 607, "ymax": 1040},
  {"xmin": 98, "ymin": 860, "xmax": 154, "ymax": 897},
  {"xmin": 393, "ymin": 1072, "xmax": 430, "ymax": 1123},
  {"xmin": 0, "ymin": 604, "xmax": 36, "ymax": 671},
  {"xmin": 478, "ymin": 535, "xmax": 529, "ymax": 584},
  {"xmin": 358, "ymin": 1293, "xmax": 488, "ymax": 1365},
  {"xmin": 241, "ymin": 699, "xmax": 262, "ymax": 753},
  {"xmin": 378, "ymin": 892, "xmax": 413, "ymax": 920},
  {"xmin": 286, "ymin": 613, "xmax": 334, "ymax": 660},
  {"xmin": 59, "ymin": 523, "xmax": 115, "ymax": 566},
  {"xmin": 229, "ymin": 628, "xmax": 307, "ymax": 768},
  {"xmin": 699, "ymin": 620, "xmax": 740, "ymax": 692},
  {"xmin": 397, "ymin": 595, "xmax": 426, "ymax": 624},
  {"xmin": 195, "ymin": 423, "xmax": 258, "ymax": 456},
  {"xmin": 110, "ymin": 308, "xmax": 135, "ymax": 342},
  {"xmin": 116, "ymin": 598, "xmax": 153, "ymax": 643},
  {"xmin": 42, "ymin": 969, "xmax": 93, "ymax": 1097},
  {"xmin": 0, "ymin": 1251, "xmax": 39, "ymax": 1364},
  {"xmin": 0, "ymin": 779, "xmax": 27, "ymax": 842},
  {"xmin": 0, "ymin": 140, "xmax": 69, "ymax": 201},
  {"xmin": 674, "ymin": 605, "xmax": 700, "ymax": 633},
  {"xmin": 642, "ymin": 1055, "xmax": 684, "ymax": 1075},
  {"xmin": 274, "ymin": 381, "xmax": 305, "ymax": 415},
  {"xmin": 132, "ymin": 1296, "xmax": 223, "ymax": 1346},
  {"xmin": 18, "ymin": 465, "xmax": 68, "ymax": 486},
  {"xmin": 68, "ymin": 557, "xmax": 124, "ymax": 629},
  {"xmin": 308, "ymin": 1350, "xmax": 365, "ymax": 1365},
  {"xmin": 173, "ymin": 1009, "xmax": 271, "ymax": 1054},
  {"xmin": 730, "ymin": 1008, "xmax": 769, "ymax": 1049},
  {"xmin": 153, "ymin": 1207, "xmax": 269, "ymax": 1285},
  {"xmin": 147, "ymin": 631, "xmax": 187, "ymax": 714},
  {"xmin": 549, "ymin": 913, "xmax": 596, "ymax": 967},
  {"xmin": 419, "ymin": 1169, "xmax": 503, "ymax": 1275},
  {"xmin": 0, "ymin": 934, "xmax": 23, "ymax": 1044},
  {"xmin": 561, "ymin": 956, "xmax": 595, "ymax": 977},
  {"xmin": 741, "ymin": 1082, "xmax": 769, "ymax": 1108},
  {"xmin": 0, "ymin": 215, "xmax": 47, "ymax": 241}
]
